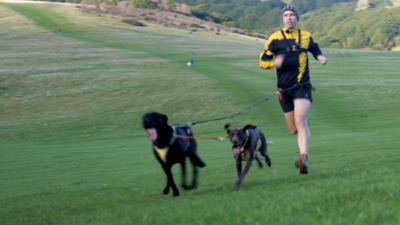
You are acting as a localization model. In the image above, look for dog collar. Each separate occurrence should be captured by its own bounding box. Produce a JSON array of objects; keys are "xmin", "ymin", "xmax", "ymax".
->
[
  {"xmin": 154, "ymin": 146, "xmax": 169, "ymax": 163},
  {"xmin": 240, "ymin": 138, "xmax": 248, "ymax": 161}
]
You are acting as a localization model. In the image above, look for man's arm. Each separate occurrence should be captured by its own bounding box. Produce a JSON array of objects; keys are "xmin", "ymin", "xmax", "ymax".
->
[
  {"xmin": 308, "ymin": 37, "xmax": 327, "ymax": 65},
  {"xmin": 259, "ymin": 38, "xmax": 277, "ymax": 69}
]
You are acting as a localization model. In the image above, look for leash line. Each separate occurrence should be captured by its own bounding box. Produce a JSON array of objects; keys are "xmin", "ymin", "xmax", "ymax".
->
[
  {"xmin": 185, "ymin": 82, "xmax": 310, "ymax": 128},
  {"xmin": 231, "ymin": 92, "xmax": 278, "ymax": 118},
  {"xmin": 188, "ymin": 116, "xmax": 231, "ymax": 126},
  {"xmin": 189, "ymin": 92, "xmax": 278, "ymax": 126},
  {"xmin": 175, "ymin": 135, "xmax": 225, "ymax": 140}
]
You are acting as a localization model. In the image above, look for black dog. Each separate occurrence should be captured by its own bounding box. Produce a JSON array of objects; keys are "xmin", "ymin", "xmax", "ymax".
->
[
  {"xmin": 224, "ymin": 124, "xmax": 271, "ymax": 190},
  {"xmin": 142, "ymin": 112, "xmax": 206, "ymax": 197}
]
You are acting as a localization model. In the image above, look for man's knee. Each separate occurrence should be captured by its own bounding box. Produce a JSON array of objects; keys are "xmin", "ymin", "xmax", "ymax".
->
[
  {"xmin": 288, "ymin": 124, "xmax": 298, "ymax": 134},
  {"xmin": 295, "ymin": 118, "xmax": 308, "ymax": 130},
  {"xmin": 290, "ymin": 127, "xmax": 298, "ymax": 135}
]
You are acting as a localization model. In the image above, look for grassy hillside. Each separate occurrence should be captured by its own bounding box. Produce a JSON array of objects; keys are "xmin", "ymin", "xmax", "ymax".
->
[
  {"xmin": 300, "ymin": 2, "xmax": 400, "ymax": 50},
  {"xmin": 1, "ymin": 2, "xmax": 400, "ymax": 224}
]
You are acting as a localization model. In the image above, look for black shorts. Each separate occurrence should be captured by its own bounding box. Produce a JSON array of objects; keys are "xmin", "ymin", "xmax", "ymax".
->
[{"xmin": 279, "ymin": 83, "xmax": 313, "ymax": 113}]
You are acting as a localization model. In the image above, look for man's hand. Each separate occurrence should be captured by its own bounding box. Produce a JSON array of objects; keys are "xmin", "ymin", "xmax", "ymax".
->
[
  {"xmin": 317, "ymin": 55, "xmax": 327, "ymax": 65},
  {"xmin": 275, "ymin": 55, "xmax": 284, "ymax": 69}
]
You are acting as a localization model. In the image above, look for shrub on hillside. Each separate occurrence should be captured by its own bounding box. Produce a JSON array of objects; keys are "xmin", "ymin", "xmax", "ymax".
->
[
  {"xmin": 222, "ymin": 21, "xmax": 235, "ymax": 27},
  {"xmin": 122, "ymin": 19, "xmax": 145, "ymax": 26},
  {"xmin": 330, "ymin": 42, "xmax": 342, "ymax": 49},
  {"xmin": 129, "ymin": 0, "xmax": 157, "ymax": 9},
  {"xmin": 191, "ymin": 4, "xmax": 208, "ymax": 19},
  {"xmin": 251, "ymin": 33, "xmax": 267, "ymax": 39},
  {"xmin": 105, "ymin": 0, "xmax": 119, "ymax": 5},
  {"xmin": 176, "ymin": 3, "xmax": 192, "ymax": 15},
  {"xmin": 81, "ymin": 0, "xmax": 102, "ymax": 5}
]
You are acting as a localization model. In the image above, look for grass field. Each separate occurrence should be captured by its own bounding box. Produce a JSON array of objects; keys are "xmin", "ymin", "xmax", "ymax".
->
[{"xmin": 1, "ymin": 2, "xmax": 400, "ymax": 224}]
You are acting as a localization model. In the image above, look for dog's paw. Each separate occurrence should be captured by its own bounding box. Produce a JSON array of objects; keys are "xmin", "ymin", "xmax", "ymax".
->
[
  {"xmin": 266, "ymin": 156, "xmax": 272, "ymax": 167},
  {"xmin": 163, "ymin": 187, "xmax": 170, "ymax": 195},
  {"xmin": 197, "ymin": 160, "xmax": 206, "ymax": 168},
  {"xmin": 236, "ymin": 181, "xmax": 243, "ymax": 190},
  {"xmin": 173, "ymin": 192, "xmax": 180, "ymax": 197},
  {"xmin": 182, "ymin": 184, "xmax": 190, "ymax": 190}
]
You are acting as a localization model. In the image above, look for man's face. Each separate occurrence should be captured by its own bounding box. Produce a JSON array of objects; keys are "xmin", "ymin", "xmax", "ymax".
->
[{"xmin": 282, "ymin": 10, "xmax": 298, "ymax": 29}]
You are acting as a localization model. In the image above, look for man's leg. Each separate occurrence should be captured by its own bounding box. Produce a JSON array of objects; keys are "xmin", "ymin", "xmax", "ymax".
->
[
  {"xmin": 293, "ymin": 99, "xmax": 311, "ymax": 156},
  {"xmin": 292, "ymin": 98, "xmax": 311, "ymax": 174},
  {"xmin": 283, "ymin": 111, "xmax": 297, "ymax": 134}
]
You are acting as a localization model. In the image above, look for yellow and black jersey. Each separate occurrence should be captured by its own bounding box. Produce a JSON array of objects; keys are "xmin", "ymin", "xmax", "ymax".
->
[{"xmin": 259, "ymin": 27, "xmax": 322, "ymax": 88}]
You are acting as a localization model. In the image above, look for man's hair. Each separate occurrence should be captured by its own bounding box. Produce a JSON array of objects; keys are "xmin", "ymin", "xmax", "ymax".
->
[{"xmin": 281, "ymin": 4, "xmax": 299, "ymax": 21}]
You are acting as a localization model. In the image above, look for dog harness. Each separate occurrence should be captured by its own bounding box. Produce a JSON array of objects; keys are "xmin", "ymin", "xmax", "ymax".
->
[
  {"xmin": 239, "ymin": 130, "xmax": 262, "ymax": 161},
  {"xmin": 259, "ymin": 28, "xmax": 323, "ymax": 88},
  {"xmin": 153, "ymin": 126, "xmax": 190, "ymax": 163}
]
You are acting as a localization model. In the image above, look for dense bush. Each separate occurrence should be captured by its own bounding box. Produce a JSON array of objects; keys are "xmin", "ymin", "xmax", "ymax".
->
[{"xmin": 129, "ymin": 0, "xmax": 157, "ymax": 9}]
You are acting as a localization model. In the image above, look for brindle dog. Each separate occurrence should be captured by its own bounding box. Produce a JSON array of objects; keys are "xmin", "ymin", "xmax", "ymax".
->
[
  {"xmin": 143, "ymin": 112, "xmax": 206, "ymax": 197},
  {"xmin": 224, "ymin": 124, "xmax": 272, "ymax": 190}
]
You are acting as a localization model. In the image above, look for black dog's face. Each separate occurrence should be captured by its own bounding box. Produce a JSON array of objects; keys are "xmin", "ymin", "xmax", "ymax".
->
[
  {"xmin": 142, "ymin": 112, "xmax": 168, "ymax": 142},
  {"xmin": 224, "ymin": 124, "xmax": 248, "ymax": 157},
  {"xmin": 228, "ymin": 129, "xmax": 248, "ymax": 157}
]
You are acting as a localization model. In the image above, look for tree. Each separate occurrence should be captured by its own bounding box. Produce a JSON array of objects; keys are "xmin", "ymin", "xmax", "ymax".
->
[
  {"xmin": 210, "ymin": 12, "xmax": 230, "ymax": 23},
  {"xmin": 347, "ymin": 23, "xmax": 369, "ymax": 49},
  {"xmin": 237, "ymin": 14, "xmax": 257, "ymax": 31},
  {"xmin": 191, "ymin": 4, "xmax": 208, "ymax": 19},
  {"xmin": 292, "ymin": 0, "xmax": 316, "ymax": 14},
  {"xmin": 370, "ymin": 29, "xmax": 389, "ymax": 49},
  {"xmin": 379, "ymin": 19, "xmax": 400, "ymax": 40},
  {"xmin": 130, "ymin": 0, "xmax": 157, "ymax": 9}
]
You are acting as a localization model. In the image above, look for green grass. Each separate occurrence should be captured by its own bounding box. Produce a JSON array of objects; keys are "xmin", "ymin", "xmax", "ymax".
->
[{"xmin": 1, "ymin": 2, "xmax": 400, "ymax": 225}]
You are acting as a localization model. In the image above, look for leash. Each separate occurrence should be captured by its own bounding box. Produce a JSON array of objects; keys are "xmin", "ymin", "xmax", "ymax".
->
[
  {"xmin": 187, "ymin": 82, "xmax": 308, "ymax": 128},
  {"xmin": 175, "ymin": 135, "xmax": 226, "ymax": 140},
  {"xmin": 187, "ymin": 92, "xmax": 278, "ymax": 128}
]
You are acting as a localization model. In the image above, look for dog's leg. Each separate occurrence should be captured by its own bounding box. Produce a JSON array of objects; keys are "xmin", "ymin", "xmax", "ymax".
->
[
  {"xmin": 187, "ymin": 141, "xmax": 206, "ymax": 168},
  {"xmin": 190, "ymin": 166, "xmax": 199, "ymax": 189},
  {"xmin": 236, "ymin": 159, "xmax": 242, "ymax": 178},
  {"xmin": 185, "ymin": 157, "xmax": 200, "ymax": 190},
  {"xmin": 259, "ymin": 134, "xmax": 272, "ymax": 167},
  {"xmin": 254, "ymin": 153, "xmax": 263, "ymax": 168},
  {"xmin": 237, "ymin": 155, "xmax": 253, "ymax": 190},
  {"xmin": 193, "ymin": 155, "xmax": 206, "ymax": 168},
  {"xmin": 265, "ymin": 155, "xmax": 272, "ymax": 167},
  {"xmin": 180, "ymin": 160, "xmax": 190, "ymax": 190},
  {"xmin": 162, "ymin": 164, "xmax": 180, "ymax": 197},
  {"xmin": 259, "ymin": 147, "xmax": 271, "ymax": 167}
]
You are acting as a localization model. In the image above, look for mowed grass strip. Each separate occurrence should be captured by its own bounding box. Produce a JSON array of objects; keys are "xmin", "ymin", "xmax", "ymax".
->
[{"xmin": 1, "ymin": 3, "xmax": 400, "ymax": 225}]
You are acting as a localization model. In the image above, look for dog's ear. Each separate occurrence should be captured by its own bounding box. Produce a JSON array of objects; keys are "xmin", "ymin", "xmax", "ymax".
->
[
  {"xmin": 161, "ymin": 113, "xmax": 168, "ymax": 125},
  {"xmin": 243, "ymin": 124, "xmax": 257, "ymax": 132},
  {"xmin": 142, "ymin": 113, "xmax": 150, "ymax": 128},
  {"xmin": 224, "ymin": 124, "xmax": 231, "ymax": 133}
]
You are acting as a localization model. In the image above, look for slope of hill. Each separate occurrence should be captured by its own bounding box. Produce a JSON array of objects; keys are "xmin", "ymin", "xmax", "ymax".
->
[
  {"xmin": 1, "ymin": 2, "xmax": 400, "ymax": 225},
  {"xmin": 12, "ymin": 0, "xmax": 400, "ymax": 50}
]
